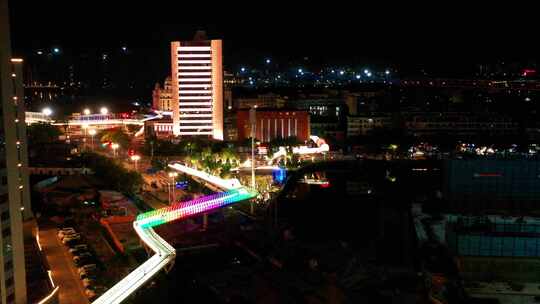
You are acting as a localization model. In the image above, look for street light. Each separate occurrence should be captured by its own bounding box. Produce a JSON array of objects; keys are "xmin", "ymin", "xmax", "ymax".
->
[
  {"xmin": 168, "ymin": 172, "xmax": 178, "ymax": 204},
  {"xmin": 100, "ymin": 107, "xmax": 108, "ymax": 115},
  {"xmin": 83, "ymin": 108, "xmax": 91, "ymax": 115},
  {"xmin": 42, "ymin": 107, "xmax": 52, "ymax": 116},
  {"xmin": 131, "ymin": 155, "xmax": 141, "ymax": 171},
  {"xmin": 111, "ymin": 143, "xmax": 119, "ymax": 157},
  {"xmin": 88, "ymin": 129, "xmax": 96, "ymax": 150},
  {"xmin": 82, "ymin": 124, "xmax": 89, "ymax": 150}
]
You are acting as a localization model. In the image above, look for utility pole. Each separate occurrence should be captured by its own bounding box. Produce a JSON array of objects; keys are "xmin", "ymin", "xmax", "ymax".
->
[{"xmin": 249, "ymin": 106, "xmax": 257, "ymax": 215}]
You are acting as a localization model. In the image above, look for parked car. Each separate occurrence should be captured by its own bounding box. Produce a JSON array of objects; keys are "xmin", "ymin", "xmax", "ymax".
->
[
  {"xmin": 78, "ymin": 264, "xmax": 97, "ymax": 279},
  {"xmin": 67, "ymin": 239, "xmax": 84, "ymax": 248},
  {"xmin": 69, "ymin": 244, "xmax": 88, "ymax": 255},
  {"xmin": 79, "ymin": 270, "xmax": 97, "ymax": 280},
  {"xmin": 75, "ymin": 259, "xmax": 94, "ymax": 268},
  {"xmin": 74, "ymin": 252, "xmax": 92, "ymax": 260},
  {"xmin": 72, "ymin": 249, "xmax": 90, "ymax": 258},
  {"xmin": 63, "ymin": 235, "xmax": 81, "ymax": 245},
  {"xmin": 82, "ymin": 278, "xmax": 96, "ymax": 288},
  {"xmin": 85, "ymin": 289, "xmax": 98, "ymax": 301},
  {"xmin": 60, "ymin": 232, "xmax": 80, "ymax": 242},
  {"xmin": 74, "ymin": 255, "xmax": 93, "ymax": 265},
  {"xmin": 57, "ymin": 228, "xmax": 76, "ymax": 239},
  {"xmin": 74, "ymin": 256, "xmax": 95, "ymax": 267},
  {"xmin": 78, "ymin": 264, "xmax": 97, "ymax": 274},
  {"xmin": 85, "ymin": 286, "xmax": 107, "ymax": 300}
]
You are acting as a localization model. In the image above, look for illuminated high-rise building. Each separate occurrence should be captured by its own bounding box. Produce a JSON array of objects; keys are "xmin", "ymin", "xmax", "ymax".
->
[
  {"xmin": 170, "ymin": 31, "xmax": 223, "ymax": 140},
  {"xmin": 0, "ymin": 0, "xmax": 29, "ymax": 303}
]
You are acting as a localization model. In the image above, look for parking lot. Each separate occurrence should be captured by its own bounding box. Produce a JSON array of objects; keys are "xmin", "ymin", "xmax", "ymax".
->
[{"xmin": 40, "ymin": 224, "xmax": 89, "ymax": 304}]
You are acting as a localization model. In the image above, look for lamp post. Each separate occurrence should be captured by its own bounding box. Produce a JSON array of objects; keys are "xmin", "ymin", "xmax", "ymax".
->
[
  {"xmin": 88, "ymin": 129, "xmax": 96, "ymax": 150},
  {"xmin": 83, "ymin": 108, "xmax": 91, "ymax": 115},
  {"xmin": 249, "ymin": 105, "xmax": 257, "ymax": 215},
  {"xmin": 111, "ymin": 143, "xmax": 119, "ymax": 158},
  {"xmin": 249, "ymin": 105, "xmax": 257, "ymax": 189},
  {"xmin": 168, "ymin": 172, "xmax": 178, "ymax": 205},
  {"xmin": 100, "ymin": 107, "xmax": 108, "ymax": 115},
  {"xmin": 82, "ymin": 124, "xmax": 88, "ymax": 150},
  {"xmin": 131, "ymin": 155, "xmax": 141, "ymax": 171}
]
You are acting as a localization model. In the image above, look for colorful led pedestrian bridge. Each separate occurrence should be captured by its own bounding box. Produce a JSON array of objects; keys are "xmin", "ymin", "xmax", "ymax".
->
[
  {"xmin": 91, "ymin": 187, "xmax": 257, "ymax": 304},
  {"xmin": 137, "ymin": 188, "xmax": 256, "ymax": 228}
]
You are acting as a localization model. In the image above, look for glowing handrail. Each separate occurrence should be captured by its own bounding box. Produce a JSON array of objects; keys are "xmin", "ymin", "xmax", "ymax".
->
[
  {"xmin": 168, "ymin": 163, "xmax": 242, "ymax": 190},
  {"xmin": 91, "ymin": 188, "xmax": 256, "ymax": 304}
]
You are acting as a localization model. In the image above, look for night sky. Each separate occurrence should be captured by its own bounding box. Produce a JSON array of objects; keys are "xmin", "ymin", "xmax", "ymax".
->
[
  {"xmin": 9, "ymin": 2, "xmax": 538, "ymax": 65},
  {"xmin": 6, "ymin": 0, "xmax": 540, "ymax": 104}
]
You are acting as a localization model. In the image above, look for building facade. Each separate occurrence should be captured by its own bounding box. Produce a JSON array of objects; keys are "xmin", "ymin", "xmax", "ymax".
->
[
  {"xmin": 347, "ymin": 115, "xmax": 392, "ymax": 137},
  {"xmin": 288, "ymin": 98, "xmax": 347, "ymax": 140},
  {"xmin": 0, "ymin": 0, "xmax": 28, "ymax": 302},
  {"xmin": 235, "ymin": 93, "xmax": 285, "ymax": 110},
  {"xmin": 151, "ymin": 77, "xmax": 173, "ymax": 111},
  {"xmin": 405, "ymin": 112, "xmax": 519, "ymax": 137},
  {"xmin": 170, "ymin": 32, "xmax": 223, "ymax": 140},
  {"xmin": 144, "ymin": 117, "xmax": 174, "ymax": 139},
  {"xmin": 236, "ymin": 109, "xmax": 310, "ymax": 143},
  {"xmin": 443, "ymin": 159, "xmax": 540, "ymax": 213}
]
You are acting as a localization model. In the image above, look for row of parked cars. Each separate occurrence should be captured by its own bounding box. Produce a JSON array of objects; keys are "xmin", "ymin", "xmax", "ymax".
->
[{"xmin": 57, "ymin": 227, "xmax": 107, "ymax": 301}]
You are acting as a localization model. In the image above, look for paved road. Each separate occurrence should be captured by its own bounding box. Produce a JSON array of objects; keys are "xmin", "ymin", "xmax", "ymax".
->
[{"xmin": 40, "ymin": 226, "xmax": 88, "ymax": 304}]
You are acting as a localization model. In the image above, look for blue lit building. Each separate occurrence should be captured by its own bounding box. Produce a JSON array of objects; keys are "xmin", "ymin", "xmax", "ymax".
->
[{"xmin": 443, "ymin": 159, "xmax": 540, "ymax": 213}]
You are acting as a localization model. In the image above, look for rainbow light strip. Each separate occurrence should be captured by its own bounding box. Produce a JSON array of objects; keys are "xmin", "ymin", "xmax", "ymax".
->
[{"xmin": 136, "ymin": 188, "xmax": 256, "ymax": 228}]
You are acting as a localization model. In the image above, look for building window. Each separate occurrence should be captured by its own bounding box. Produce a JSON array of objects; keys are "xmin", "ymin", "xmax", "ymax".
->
[
  {"xmin": 2, "ymin": 227, "xmax": 11, "ymax": 238},
  {"xmin": 5, "ymin": 277, "xmax": 14, "ymax": 288},
  {"xmin": 5, "ymin": 260, "xmax": 13, "ymax": 271}
]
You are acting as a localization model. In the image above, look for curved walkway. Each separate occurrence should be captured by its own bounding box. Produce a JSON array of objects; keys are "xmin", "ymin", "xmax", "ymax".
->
[{"xmin": 91, "ymin": 166, "xmax": 256, "ymax": 304}]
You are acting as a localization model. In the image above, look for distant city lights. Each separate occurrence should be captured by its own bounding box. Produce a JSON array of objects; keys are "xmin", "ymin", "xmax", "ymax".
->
[
  {"xmin": 298, "ymin": 68, "xmax": 303, "ymax": 74},
  {"xmin": 52, "ymin": 47, "xmax": 60, "ymax": 54},
  {"xmin": 385, "ymin": 69, "xmax": 391, "ymax": 75},
  {"xmin": 121, "ymin": 46, "xmax": 128, "ymax": 52},
  {"xmin": 265, "ymin": 58, "xmax": 271, "ymax": 64},
  {"xmin": 36, "ymin": 50, "xmax": 43, "ymax": 55},
  {"xmin": 339, "ymin": 70, "xmax": 345, "ymax": 75},
  {"xmin": 355, "ymin": 75, "xmax": 361, "ymax": 79},
  {"xmin": 364, "ymin": 69, "xmax": 369, "ymax": 74},
  {"xmin": 241, "ymin": 67, "xmax": 246, "ymax": 72}
]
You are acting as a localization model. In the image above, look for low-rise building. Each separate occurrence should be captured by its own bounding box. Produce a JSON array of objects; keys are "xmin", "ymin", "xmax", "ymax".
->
[
  {"xmin": 405, "ymin": 112, "xmax": 519, "ymax": 137},
  {"xmin": 347, "ymin": 115, "xmax": 392, "ymax": 137},
  {"xmin": 144, "ymin": 117, "xmax": 173, "ymax": 139},
  {"xmin": 236, "ymin": 109, "xmax": 310, "ymax": 143},
  {"xmin": 235, "ymin": 93, "xmax": 285, "ymax": 109}
]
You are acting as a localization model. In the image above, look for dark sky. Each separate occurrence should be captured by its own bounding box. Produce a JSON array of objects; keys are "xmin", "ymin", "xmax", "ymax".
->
[{"xmin": 7, "ymin": 1, "xmax": 540, "ymax": 78}]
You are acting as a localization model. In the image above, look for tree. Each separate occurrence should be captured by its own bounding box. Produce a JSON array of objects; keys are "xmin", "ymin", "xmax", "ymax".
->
[
  {"xmin": 26, "ymin": 123, "xmax": 62, "ymax": 145},
  {"xmin": 99, "ymin": 129, "xmax": 130, "ymax": 148},
  {"xmin": 82, "ymin": 152, "xmax": 143, "ymax": 195}
]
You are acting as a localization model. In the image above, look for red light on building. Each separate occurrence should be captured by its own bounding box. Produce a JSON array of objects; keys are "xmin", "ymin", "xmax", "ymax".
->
[
  {"xmin": 522, "ymin": 69, "xmax": 537, "ymax": 77},
  {"xmin": 319, "ymin": 181, "xmax": 331, "ymax": 188},
  {"xmin": 128, "ymin": 149, "xmax": 135, "ymax": 156},
  {"xmin": 474, "ymin": 172, "xmax": 502, "ymax": 177}
]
